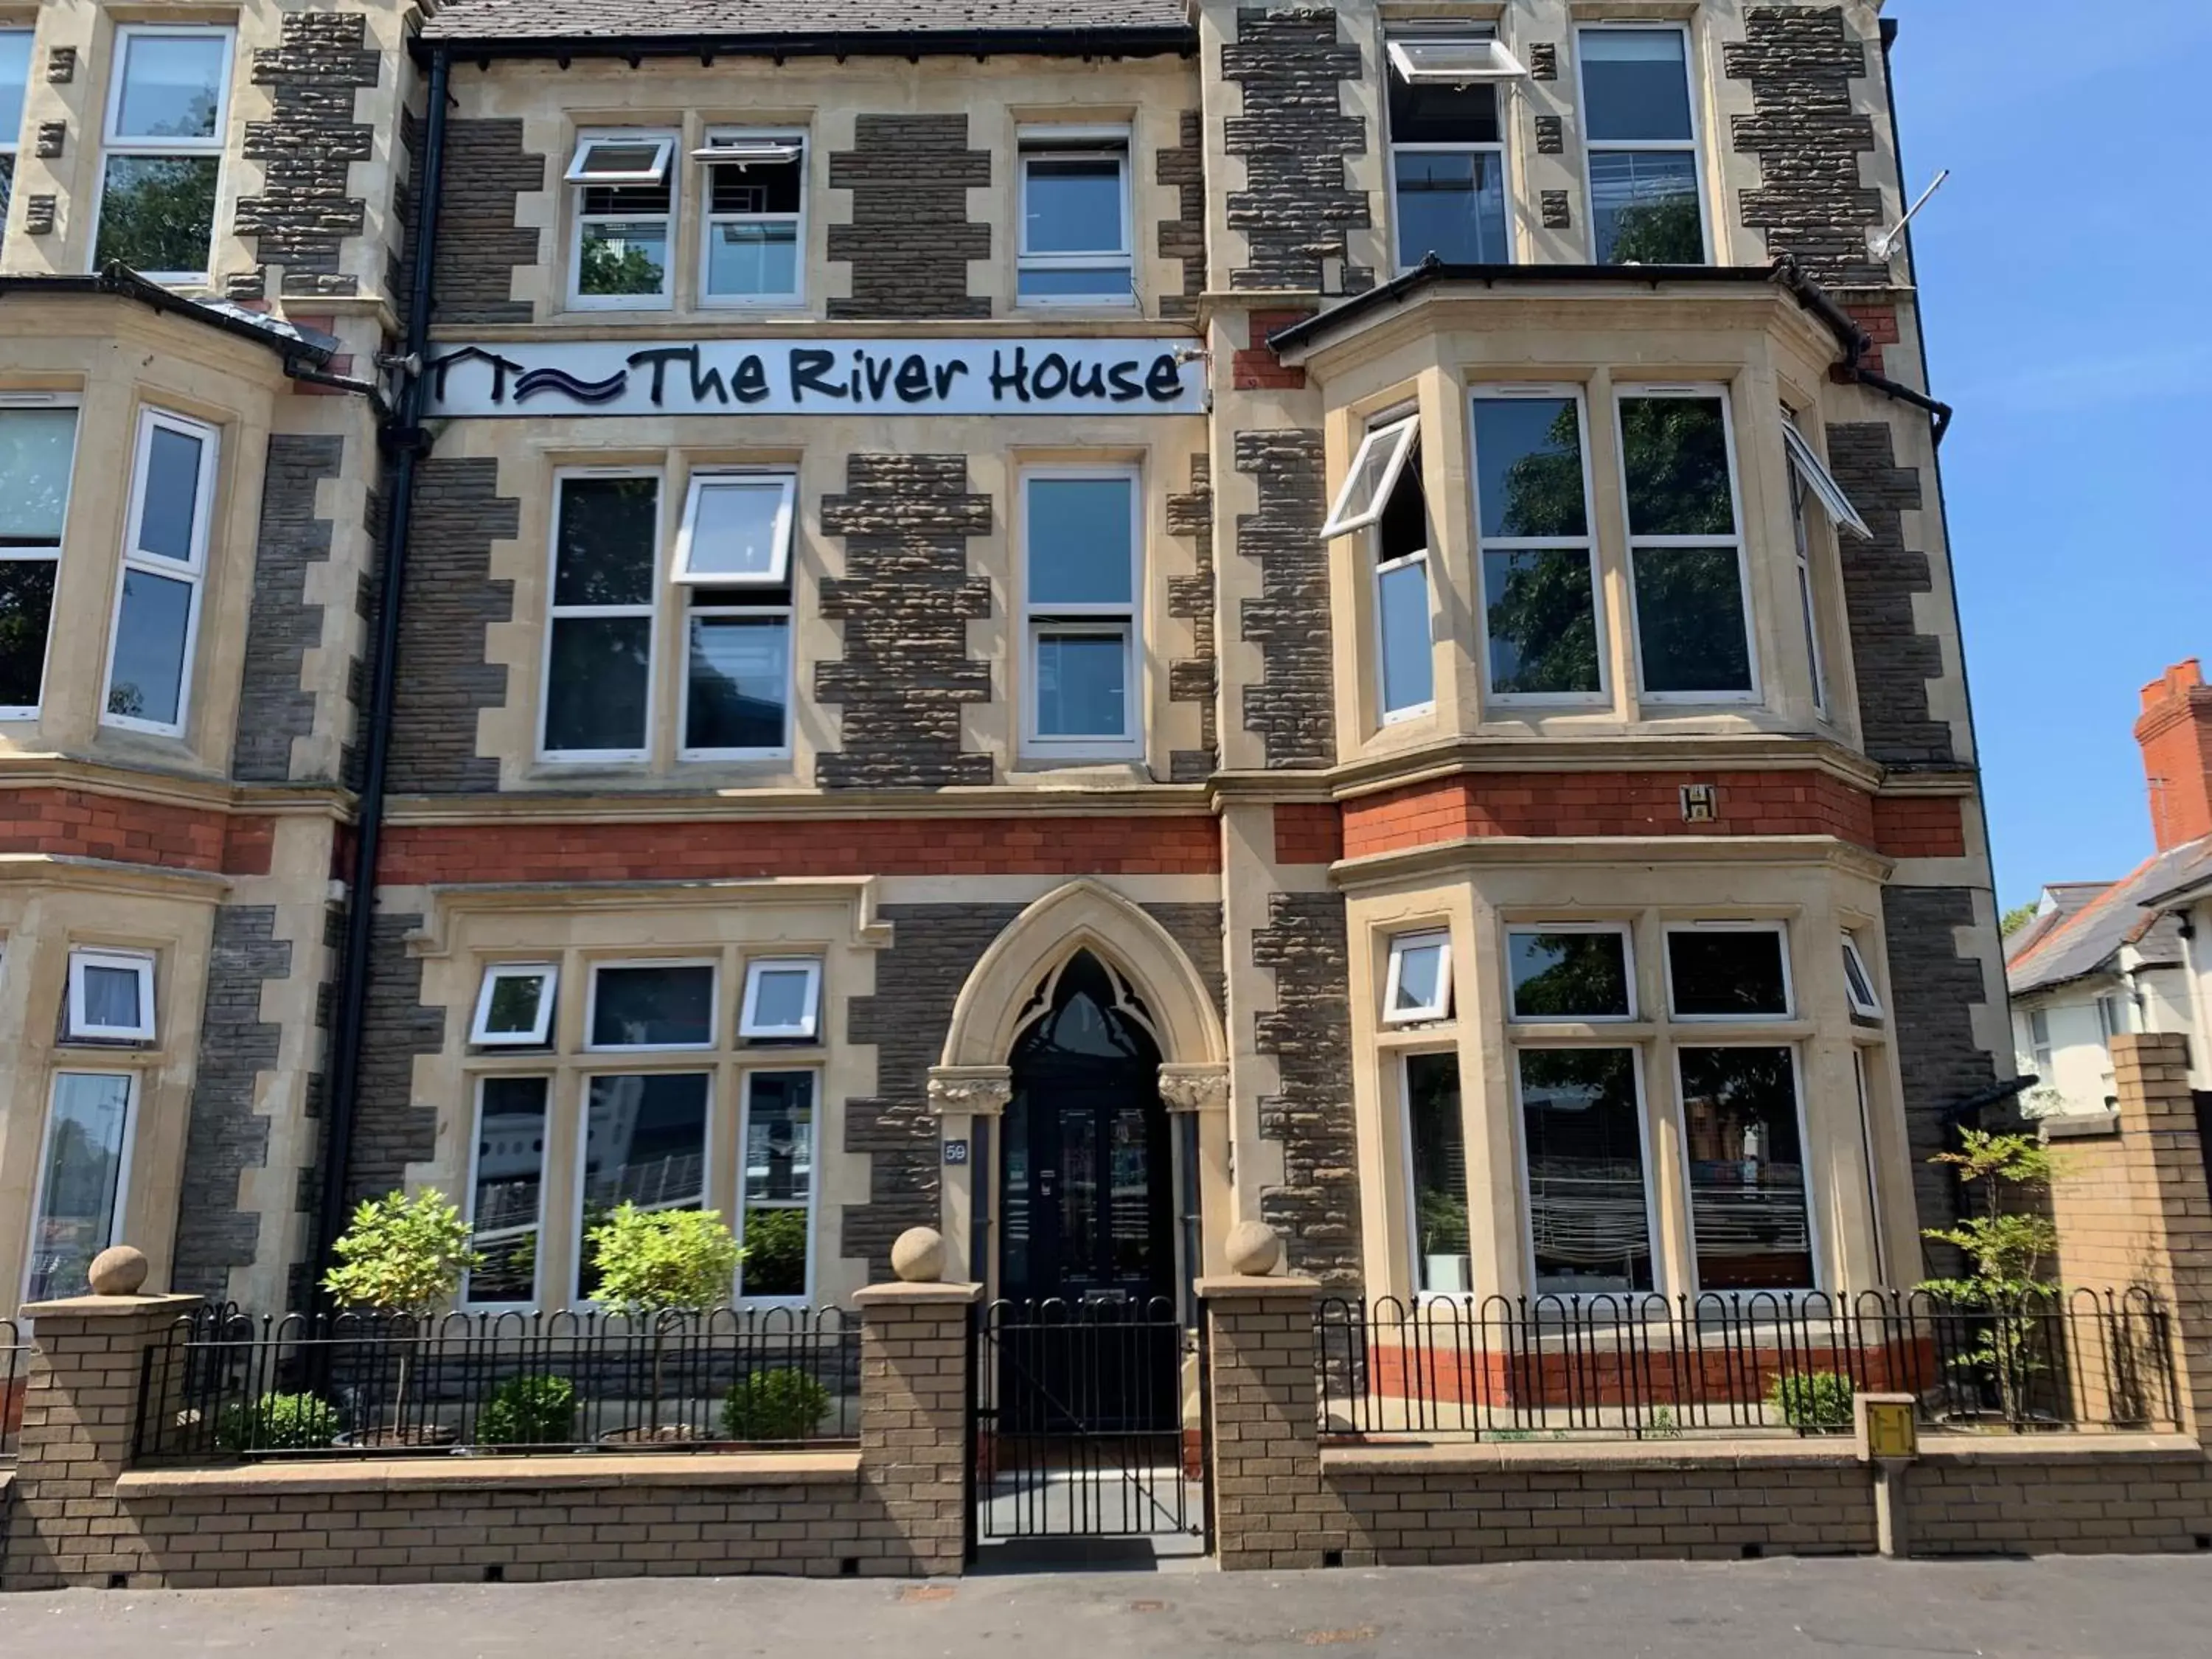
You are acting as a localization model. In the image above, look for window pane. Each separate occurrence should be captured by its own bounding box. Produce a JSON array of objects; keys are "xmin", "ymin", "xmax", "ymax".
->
[
  {"xmin": 1388, "ymin": 75, "xmax": 1500, "ymax": 145},
  {"xmin": 0, "ymin": 32, "xmax": 29, "ymax": 140},
  {"xmin": 468, "ymin": 1075, "xmax": 548, "ymax": 1303},
  {"xmin": 709, "ymin": 157, "xmax": 801, "ymax": 215},
  {"xmin": 483, "ymin": 972, "xmax": 549, "ymax": 1037},
  {"xmin": 684, "ymin": 481, "xmax": 786, "ymax": 581},
  {"xmin": 1377, "ymin": 558, "xmax": 1433, "ymax": 713},
  {"xmin": 1034, "ymin": 630, "xmax": 1127, "ymax": 738},
  {"xmin": 1027, "ymin": 478, "xmax": 1133, "ymax": 605},
  {"xmin": 741, "ymin": 1072, "xmax": 815, "ymax": 1298},
  {"xmin": 1023, "ymin": 154, "xmax": 1124, "ymax": 254},
  {"xmin": 0, "ymin": 560, "xmax": 58, "ymax": 709},
  {"xmin": 575, "ymin": 140, "xmax": 664, "ymax": 178},
  {"xmin": 1509, "ymin": 931, "xmax": 1630, "ymax": 1020},
  {"xmin": 1393, "ymin": 150, "xmax": 1508, "ymax": 266},
  {"xmin": 1668, "ymin": 929, "xmax": 1789, "ymax": 1018},
  {"xmin": 1391, "ymin": 939, "xmax": 1448, "ymax": 1017},
  {"xmin": 115, "ymin": 32, "xmax": 229, "ymax": 140},
  {"xmin": 577, "ymin": 1072, "xmax": 710, "ymax": 1301},
  {"xmin": 1678, "ymin": 1046, "xmax": 1812, "ymax": 1290},
  {"xmin": 686, "ymin": 615, "xmax": 789, "ymax": 751},
  {"xmin": 1590, "ymin": 151, "xmax": 1704, "ymax": 264},
  {"xmin": 0, "ymin": 408, "xmax": 78, "ymax": 546},
  {"xmin": 707, "ymin": 221, "xmax": 799, "ymax": 296},
  {"xmin": 577, "ymin": 222, "xmax": 668, "ymax": 296},
  {"xmin": 1517, "ymin": 1048, "xmax": 1652, "ymax": 1296},
  {"xmin": 580, "ymin": 179, "xmax": 672, "ymax": 216},
  {"xmin": 81, "ymin": 965, "xmax": 144, "ymax": 1031},
  {"xmin": 750, "ymin": 968, "xmax": 814, "ymax": 1033},
  {"xmin": 1472, "ymin": 397, "xmax": 1587, "ymax": 539},
  {"xmin": 1406, "ymin": 1052, "xmax": 1470, "ymax": 1294},
  {"xmin": 554, "ymin": 476, "xmax": 657, "ymax": 608},
  {"xmin": 1620, "ymin": 397, "xmax": 1731, "ymax": 535},
  {"xmin": 27, "ymin": 1074, "xmax": 132, "ymax": 1304},
  {"xmin": 1484, "ymin": 549, "xmax": 1601, "ymax": 696},
  {"xmin": 97, "ymin": 155, "xmax": 220, "ymax": 275},
  {"xmin": 136, "ymin": 425, "xmax": 205, "ymax": 563},
  {"xmin": 544, "ymin": 616, "xmax": 650, "ymax": 752},
  {"xmin": 591, "ymin": 964, "xmax": 714, "ymax": 1048},
  {"xmin": 1632, "ymin": 547, "xmax": 1750, "ymax": 695},
  {"xmin": 1582, "ymin": 29, "xmax": 1693, "ymax": 142},
  {"xmin": 106, "ymin": 567, "xmax": 192, "ymax": 726},
  {"xmin": 1018, "ymin": 265, "xmax": 1132, "ymax": 299},
  {"xmin": 1841, "ymin": 943, "xmax": 1877, "ymax": 1012}
]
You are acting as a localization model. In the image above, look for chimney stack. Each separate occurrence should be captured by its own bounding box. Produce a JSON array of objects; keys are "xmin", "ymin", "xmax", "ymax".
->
[{"xmin": 2135, "ymin": 658, "xmax": 2212, "ymax": 852}]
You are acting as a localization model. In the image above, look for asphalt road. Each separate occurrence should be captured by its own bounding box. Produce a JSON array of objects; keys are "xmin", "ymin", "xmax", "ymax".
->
[{"xmin": 13, "ymin": 1555, "xmax": 2211, "ymax": 1657}]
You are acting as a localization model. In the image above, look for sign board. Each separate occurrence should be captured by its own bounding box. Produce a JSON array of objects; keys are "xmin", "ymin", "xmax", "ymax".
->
[
  {"xmin": 422, "ymin": 338, "xmax": 1206, "ymax": 419},
  {"xmin": 942, "ymin": 1139, "xmax": 970, "ymax": 1166}
]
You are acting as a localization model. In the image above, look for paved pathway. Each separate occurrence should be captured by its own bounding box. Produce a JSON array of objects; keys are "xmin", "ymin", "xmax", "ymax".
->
[{"xmin": 12, "ymin": 1555, "xmax": 2211, "ymax": 1656}]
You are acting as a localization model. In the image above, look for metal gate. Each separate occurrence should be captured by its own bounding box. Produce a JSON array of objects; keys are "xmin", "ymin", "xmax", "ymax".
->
[{"xmin": 973, "ymin": 1296, "xmax": 1203, "ymax": 1545}]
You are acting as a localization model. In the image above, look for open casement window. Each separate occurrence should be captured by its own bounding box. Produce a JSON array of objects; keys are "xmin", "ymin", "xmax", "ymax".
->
[
  {"xmin": 96, "ymin": 26, "xmax": 234, "ymax": 282},
  {"xmin": 1322, "ymin": 413, "xmax": 1419, "ymax": 540},
  {"xmin": 543, "ymin": 473, "xmax": 658, "ymax": 760},
  {"xmin": 1780, "ymin": 418, "xmax": 1871, "ymax": 541},
  {"xmin": 1386, "ymin": 31, "xmax": 1517, "ymax": 269},
  {"xmin": 470, "ymin": 963, "xmax": 559, "ymax": 1047},
  {"xmin": 567, "ymin": 129, "xmax": 677, "ymax": 308},
  {"xmin": 740, "ymin": 959, "xmax": 823, "ymax": 1041},
  {"xmin": 465, "ymin": 1074, "xmax": 549, "ymax": 1307},
  {"xmin": 1515, "ymin": 1046, "xmax": 1655, "ymax": 1297},
  {"xmin": 678, "ymin": 473, "xmax": 796, "ymax": 759},
  {"xmin": 1665, "ymin": 923, "xmax": 1793, "ymax": 1021},
  {"xmin": 1383, "ymin": 931, "xmax": 1453, "ymax": 1024},
  {"xmin": 66, "ymin": 949, "xmax": 157, "ymax": 1042},
  {"xmin": 1840, "ymin": 933, "xmax": 1882, "ymax": 1020},
  {"xmin": 1676, "ymin": 1044, "xmax": 1816, "ymax": 1291},
  {"xmin": 1618, "ymin": 389, "xmax": 1756, "ymax": 703},
  {"xmin": 696, "ymin": 131, "xmax": 805, "ymax": 303},
  {"xmin": 585, "ymin": 961, "xmax": 717, "ymax": 1051},
  {"xmin": 103, "ymin": 408, "xmax": 218, "ymax": 737},
  {"xmin": 1018, "ymin": 128, "xmax": 1135, "ymax": 304},
  {"xmin": 0, "ymin": 399, "xmax": 81, "ymax": 718},
  {"xmin": 574, "ymin": 1071, "xmax": 711, "ymax": 1302},
  {"xmin": 1371, "ymin": 437, "xmax": 1434, "ymax": 720},
  {"xmin": 1472, "ymin": 390, "xmax": 1604, "ymax": 703},
  {"xmin": 1781, "ymin": 411, "xmax": 1834, "ymax": 719},
  {"xmin": 1506, "ymin": 925, "xmax": 1635, "ymax": 1022},
  {"xmin": 737, "ymin": 1071, "xmax": 816, "ymax": 1301},
  {"xmin": 1577, "ymin": 25, "xmax": 1707, "ymax": 266},
  {"xmin": 25, "ymin": 1072, "xmax": 138, "ymax": 1304},
  {"xmin": 1402, "ymin": 1051, "xmax": 1472, "ymax": 1296},
  {"xmin": 1022, "ymin": 468, "xmax": 1142, "ymax": 756},
  {"xmin": 0, "ymin": 30, "xmax": 29, "ymax": 225}
]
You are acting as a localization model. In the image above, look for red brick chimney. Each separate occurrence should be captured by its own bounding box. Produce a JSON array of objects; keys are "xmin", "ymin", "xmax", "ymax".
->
[{"xmin": 2135, "ymin": 658, "xmax": 2212, "ymax": 852}]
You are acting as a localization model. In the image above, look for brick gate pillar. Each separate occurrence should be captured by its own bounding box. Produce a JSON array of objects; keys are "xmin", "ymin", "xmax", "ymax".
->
[
  {"xmin": 1198, "ymin": 1270, "xmax": 1332, "ymax": 1571},
  {"xmin": 0, "ymin": 1288, "xmax": 201, "ymax": 1591},
  {"xmin": 852, "ymin": 1273, "xmax": 981, "ymax": 1577}
]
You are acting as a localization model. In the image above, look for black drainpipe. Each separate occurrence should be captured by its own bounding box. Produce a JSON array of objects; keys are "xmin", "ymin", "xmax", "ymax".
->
[{"xmin": 310, "ymin": 41, "xmax": 451, "ymax": 1294}]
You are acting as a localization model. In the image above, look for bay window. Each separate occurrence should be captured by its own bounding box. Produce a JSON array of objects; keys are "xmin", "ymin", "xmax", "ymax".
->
[
  {"xmin": 543, "ymin": 473, "xmax": 659, "ymax": 760},
  {"xmin": 1618, "ymin": 389, "xmax": 1755, "ymax": 702},
  {"xmin": 566, "ymin": 130, "xmax": 676, "ymax": 308},
  {"xmin": 0, "ymin": 400, "xmax": 78, "ymax": 719},
  {"xmin": 97, "ymin": 27, "xmax": 234, "ymax": 282},
  {"xmin": 1578, "ymin": 26, "xmax": 1706, "ymax": 265},
  {"xmin": 1022, "ymin": 468, "xmax": 1141, "ymax": 756},
  {"xmin": 1471, "ymin": 392, "xmax": 1604, "ymax": 702},
  {"xmin": 1018, "ymin": 130, "xmax": 1134, "ymax": 304},
  {"xmin": 104, "ymin": 408, "xmax": 218, "ymax": 736},
  {"xmin": 697, "ymin": 131, "xmax": 805, "ymax": 304},
  {"xmin": 25, "ymin": 1072, "xmax": 136, "ymax": 1304},
  {"xmin": 1665, "ymin": 922, "xmax": 1792, "ymax": 1020},
  {"xmin": 1677, "ymin": 1045, "xmax": 1814, "ymax": 1291},
  {"xmin": 1781, "ymin": 412, "xmax": 1868, "ymax": 720},
  {"xmin": 1514, "ymin": 1046, "xmax": 1653, "ymax": 1298},
  {"xmin": 465, "ymin": 1074, "xmax": 550, "ymax": 1305},
  {"xmin": 1385, "ymin": 30, "xmax": 1520, "ymax": 268}
]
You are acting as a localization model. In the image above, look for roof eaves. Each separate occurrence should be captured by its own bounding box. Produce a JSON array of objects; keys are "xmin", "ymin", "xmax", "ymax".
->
[{"xmin": 0, "ymin": 265, "xmax": 338, "ymax": 366}]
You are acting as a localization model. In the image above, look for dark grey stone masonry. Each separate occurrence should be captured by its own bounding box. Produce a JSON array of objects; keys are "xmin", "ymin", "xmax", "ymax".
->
[
  {"xmin": 1156, "ymin": 109, "xmax": 1207, "ymax": 321},
  {"xmin": 1826, "ymin": 420, "xmax": 1953, "ymax": 765},
  {"xmin": 46, "ymin": 46, "xmax": 74, "ymax": 83},
  {"xmin": 347, "ymin": 911, "xmax": 447, "ymax": 1207},
  {"xmin": 33, "ymin": 122, "xmax": 62, "ymax": 159},
  {"xmin": 234, "ymin": 434, "xmax": 342, "ymax": 784},
  {"xmin": 431, "ymin": 120, "xmax": 543, "ymax": 325},
  {"xmin": 1527, "ymin": 43, "xmax": 1558, "ymax": 80},
  {"xmin": 1253, "ymin": 890, "xmax": 1359, "ymax": 1288},
  {"xmin": 1221, "ymin": 7, "xmax": 1372, "ymax": 293},
  {"xmin": 1540, "ymin": 189, "xmax": 1571, "ymax": 229},
  {"xmin": 24, "ymin": 195, "xmax": 54, "ymax": 236},
  {"xmin": 827, "ymin": 116, "xmax": 990, "ymax": 320},
  {"xmin": 231, "ymin": 13, "xmax": 381, "ymax": 301},
  {"xmin": 1167, "ymin": 454, "xmax": 1217, "ymax": 782},
  {"xmin": 1534, "ymin": 115, "xmax": 1564, "ymax": 156},
  {"xmin": 1236, "ymin": 430, "xmax": 1335, "ymax": 770},
  {"xmin": 815, "ymin": 456, "xmax": 994, "ymax": 790},
  {"xmin": 1724, "ymin": 5, "xmax": 1888, "ymax": 287},
  {"xmin": 171, "ymin": 907, "xmax": 291, "ymax": 1301},
  {"xmin": 386, "ymin": 458, "xmax": 515, "ymax": 794},
  {"xmin": 1144, "ymin": 902, "xmax": 1225, "ymax": 1021},
  {"xmin": 1882, "ymin": 885, "xmax": 1996, "ymax": 1273}
]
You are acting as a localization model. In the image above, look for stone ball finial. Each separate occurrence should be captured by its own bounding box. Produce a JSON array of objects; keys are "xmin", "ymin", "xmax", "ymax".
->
[
  {"xmin": 1223, "ymin": 1220, "xmax": 1283, "ymax": 1278},
  {"xmin": 88, "ymin": 1244, "xmax": 149, "ymax": 1297},
  {"xmin": 891, "ymin": 1226, "xmax": 947, "ymax": 1284}
]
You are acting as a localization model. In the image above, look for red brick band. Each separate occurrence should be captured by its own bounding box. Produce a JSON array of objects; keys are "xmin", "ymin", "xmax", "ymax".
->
[{"xmin": 0, "ymin": 789, "xmax": 277, "ymax": 877}]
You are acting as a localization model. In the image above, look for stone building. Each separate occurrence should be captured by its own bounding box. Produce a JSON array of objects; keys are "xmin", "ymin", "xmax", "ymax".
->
[{"xmin": 0, "ymin": 0, "xmax": 2006, "ymax": 1325}]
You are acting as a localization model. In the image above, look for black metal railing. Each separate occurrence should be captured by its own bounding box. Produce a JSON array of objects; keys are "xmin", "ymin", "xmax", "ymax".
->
[
  {"xmin": 133, "ymin": 1305, "xmax": 860, "ymax": 1463},
  {"xmin": 1315, "ymin": 1287, "xmax": 2178, "ymax": 1441},
  {"xmin": 1, "ymin": 1319, "xmax": 26, "ymax": 1461}
]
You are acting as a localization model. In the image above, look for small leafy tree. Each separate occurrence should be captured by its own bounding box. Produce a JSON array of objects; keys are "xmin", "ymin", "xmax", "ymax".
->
[
  {"xmin": 1920, "ymin": 1130, "xmax": 2062, "ymax": 1422},
  {"xmin": 2000, "ymin": 902, "xmax": 2040, "ymax": 938},
  {"xmin": 321, "ymin": 1190, "xmax": 481, "ymax": 1436},
  {"xmin": 587, "ymin": 1206, "xmax": 742, "ymax": 1434}
]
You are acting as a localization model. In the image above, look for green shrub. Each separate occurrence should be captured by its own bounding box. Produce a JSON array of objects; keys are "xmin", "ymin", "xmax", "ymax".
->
[
  {"xmin": 477, "ymin": 1374, "xmax": 577, "ymax": 1448},
  {"xmin": 721, "ymin": 1368, "xmax": 832, "ymax": 1441},
  {"xmin": 1767, "ymin": 1370, "xmax": 1855, "ymax": 1431},
  {"xmin": 740, "ymin": 1208, "xmax": 808, "ymax": 1298},
  {"xmin": 216, "ymin": 1392, "xmax": 342, "ymax": 1453}
]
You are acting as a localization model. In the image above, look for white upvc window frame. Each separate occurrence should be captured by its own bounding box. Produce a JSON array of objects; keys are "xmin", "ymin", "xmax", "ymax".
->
[
  {"xmin": 1616, "ymin": 383, "xmax": 1759, "ymax": 706},
  {"xmin": 740, "ymin": 958, "xmax": 824, "ymax": 1042},
  {"xmin": 1382, "ymin": 929, "xmax": 1454, "ymax": 1026},
  {"xmin": 470, "ymin": 962, "xmax": 560, "ymax": 1047},
  {"xmin": 101, "ymin": 406, "xmax": 218, "ymax": 738},
  {"xmin": 695, "ymin": 128, "xmax": 807, "ymax": 307},
  {"xmin": 1387, "ymin": 35, "xmax": 1529, "ymax": 83},
  {"xmin": 1397, "ymin": 1046, "xmax": 1473, "ymax": 1301},
  {"xmin": 1780, "ymin": 417, "xmax": 1871, "ymax": 542},
  {"xmin": 65, "ymin": 948, "xmax": 158, "ymax": 1043},
  {"xmin": 2027, "ymin": 1008, "xmax": 2053, "ymax": 1079},
  {"xmin": 540, "ymin": 467, "xmax": 661, "ymax": 764},
  {"xmin": 0, "ymin": 392, "xmax": 83, "ymax": 721},
  {"xmin": 1840, "ymin": 933, "xmax": 1883, "ymax": 1020},
  {"xmin": 734, "ymin": 1066, "xmax": 820, "ymax": 1306},
  {"xmin": 94, "ymin": 24, "xmax": 237, "ymax": 285},
  {"xmin": 672, "ymin": 472, "xmax": 795, "ymax": 587},
  {"xmin": 566, "ymin": 126, "xmax": 678, "ymax": 313},
  {"xmin": 24, "ymin": 1069, "xmax": 140, "ymax": 1305},
  {"xmin": 1372, "ymin": 532, "xmax": 1435, "ymax": 725},
  {"xmin": 1663, "ymin": 919, "xmax": 1795, "ymax": 1023},
  {"xmin": 1019, "ymin": 463, "xmax": 1145, "ymax": 760},
  {"xmin": 1015, "ymin": 125, "xmax": 1136, "ymax": 307},
  {"xmin": 1323, "ymin": 413, "xmax": 1421, "ymax": 540},
  {"xmin": 1672, "ymin": 1038, "xmax": 1821, "ymax": 1295},
  {"xmin": 1503, "ymin": 921, "xmax": 1638, "ymax": 1023},
  {"xmin": 1574, "ymin": 21, "xmax": 1711, "ymax": 266},
  {"xmin": 582, "ymin": 957, "xmax": 720, "ymax": 1054},
  {"xmin": 571, "ymin": 1068, "xmax": 714, "ymax": 1305},
  {"xmin": 1470, "ymin": 385, "xmax": 1608, "ymax": 707},
  {"xmin": 679, "ymin": 605, "xmax": 793, "ymax": 762},
  {"xmin": 1781, "ymin": 411, "xmax": 1832, "ymax": 721},
  {"xmin": 1385, "ymin": 29, "xmax": 1520, "ymax": 275},
  {"xmin": 1512, "ymin": 1043, "xmax": 1663, "ymax": 1302},
  {"xmin": 460, "ymin": 1072, "xmax": 552, "ymax": 1310}
]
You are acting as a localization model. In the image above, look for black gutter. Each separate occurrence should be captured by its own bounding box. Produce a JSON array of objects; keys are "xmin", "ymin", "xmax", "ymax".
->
[
  {"xmin": 0, "ymin": 264, "xmax": 337, "ymax": 365},
  {"xmin": 411, "ymin": 26, "xmax": 1196, "ymax": 66},
  {"xmin": 310, "ymin": 41, "xmax": 452, "ymax": 1294}
]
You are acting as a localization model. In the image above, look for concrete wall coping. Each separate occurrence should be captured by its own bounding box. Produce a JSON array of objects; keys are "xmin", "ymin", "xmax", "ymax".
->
[
  {"xmin": 1196, "ymin": 1274, "xmax": 1323, "ymax": 1298},
  {"xmin": 1319, "ymin": 1439, "xmax": 1860, "ymax": 1475},
  {"xmin": 19, "ymin": 1293, "xmax": 204, "ymax": 1321},
  {"xmin": 113, "ymin": 1450, "xmax": 864, "ymax": 1498},
  {"xmin": 1914, "ymin": 1432, "xmax": 2207, "ymax": 1467},
  {"xmin": 850, "ymin": 1281, "xmax": 984, "ymax": 1307},
  {"xmin": 2040, "ymin": 1110, "xmax": 2121, "ymax": 1142}
]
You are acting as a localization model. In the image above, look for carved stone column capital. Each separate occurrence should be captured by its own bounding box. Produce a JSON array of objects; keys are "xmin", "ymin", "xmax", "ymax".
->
[
  {"xmin": 1158, "ymin": 1061, "xmax": 1230, "ymax": 1115},
  {"xmin": 927, "ymin": 1064, "xmax": 1012, "ymax": 1118}
]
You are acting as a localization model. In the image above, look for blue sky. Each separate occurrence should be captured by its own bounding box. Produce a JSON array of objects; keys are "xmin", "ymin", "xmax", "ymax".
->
[{"xmin": 1889, "ymin": 1, "xmax": 2212, "ymax": 903}]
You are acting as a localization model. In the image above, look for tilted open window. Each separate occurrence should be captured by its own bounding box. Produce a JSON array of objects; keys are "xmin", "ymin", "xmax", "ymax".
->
[
  {"xmin": 470, "ymin": 963, "xmax": 559, "ymax": 1047},
  {"xmin": 1383, "ymin": 931, "xmax": 1454, "ymax": 1024},
  {"xmin": 673, "ymin": 474, "xmax": 796, "ymax": 585},
  {"xmin": 1388, "ymin": 35, "xmax": 1529, "ymax": 83},
  {"xmin": 1781, "ymin": 421, "xmax": 1872, "ymax": 540},
  {"xmin": 565, "ymin": 133, "xmax": 675, "ymax": 185},
  {"xmin": 1322, "ymin": 414, "xmax": 1420, "ymax": 540},
  {"xmin": 740, "ymin": 959, "xmax": 823, "ymax": 1041},
  {"xmin": 1840, "ymin": 933, "xmax": 1882, "ymax": 1020}
]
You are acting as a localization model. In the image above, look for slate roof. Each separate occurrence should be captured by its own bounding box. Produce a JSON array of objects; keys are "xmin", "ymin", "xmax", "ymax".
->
[
  {"xmin": 2004, "ymin": 840, "xmax": 2209, "ymax": 997},
  {"xmin": 420, "ymin": 1, "xmax": 1194, "ymax": 44}
]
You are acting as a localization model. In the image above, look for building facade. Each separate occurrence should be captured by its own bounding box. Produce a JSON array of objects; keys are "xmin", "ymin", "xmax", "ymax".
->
[{"xmin": 0, "ymin": 0, "xmax": 2006, "ymax": 1322}]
